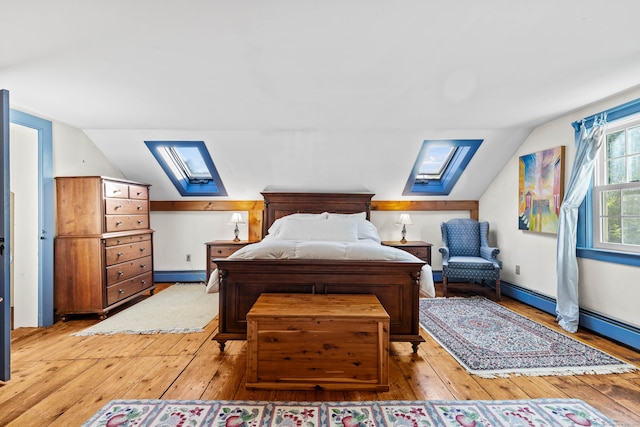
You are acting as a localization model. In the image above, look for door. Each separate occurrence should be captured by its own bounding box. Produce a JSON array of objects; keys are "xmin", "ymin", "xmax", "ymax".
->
[{"xmin": 1, "ymin": 89, "xmax": 10, "ymax": 381}]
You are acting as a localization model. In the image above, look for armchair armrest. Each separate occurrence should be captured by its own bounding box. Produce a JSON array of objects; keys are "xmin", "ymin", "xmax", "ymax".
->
[
  {"xmin": 439, "ymin": 246, "xmax": 450, "ymax": 262},
  {"xmin": 480, "ymin": 246, "xmax": 500, "ymax": 267}
]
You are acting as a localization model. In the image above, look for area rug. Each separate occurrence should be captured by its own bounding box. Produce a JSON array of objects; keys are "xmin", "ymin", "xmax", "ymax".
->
[
  {"xmin": 82, "ymin": 398, "xmax": 615, "ymax": 426},
  {"xmin": 419, "ymin": 296, "xmax": 636, "ymax": 378},
  {"xmin": 73, "ymin": 284, "xmax": 218, "ymax": 336}
]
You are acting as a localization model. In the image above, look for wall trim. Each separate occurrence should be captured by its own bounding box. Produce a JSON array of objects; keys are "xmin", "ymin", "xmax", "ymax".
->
[{"xmin": 501, "ymin": 281, "xmax": 639, "ymax": 351}]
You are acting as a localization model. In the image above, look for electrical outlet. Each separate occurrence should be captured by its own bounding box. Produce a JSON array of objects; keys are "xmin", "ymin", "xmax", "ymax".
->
[
  {"xmin": 515, "ymin": 264, "xmax": 520, "ymax": 275},
  {"xmin": 186, "ymin": 254, "xmax": 191, "ymax": 262}
]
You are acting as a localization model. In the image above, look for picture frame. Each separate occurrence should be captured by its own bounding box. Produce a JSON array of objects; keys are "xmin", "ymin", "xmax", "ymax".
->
[{"xmin": 518, "ymin": 146, "xmax": 565, "ymax": 233}]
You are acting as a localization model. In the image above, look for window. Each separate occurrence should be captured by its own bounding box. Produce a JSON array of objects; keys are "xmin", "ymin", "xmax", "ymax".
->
[
  {"xmin": 145, "ymin": 141, "xmax": 227, "ymax": 196},
  {"xmin": 403, "ymin": 139, "xmax": 482, "ymax": 195},
  {"xmin": 593, "ymin": 116, "xmax": 640, "ymax": 253},
  {"xmin": 576, "ymin": 96, "xmax": 640, "ymax": 266}
]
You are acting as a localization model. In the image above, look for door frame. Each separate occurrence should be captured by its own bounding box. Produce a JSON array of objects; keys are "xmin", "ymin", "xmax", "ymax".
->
[
  {"xmin": 1, "ymin": 90, "xmax": 9, "ymax": 381},
  {"xmin": 9, "ymin": 109, "xmax": 54, "ymax": 328}
]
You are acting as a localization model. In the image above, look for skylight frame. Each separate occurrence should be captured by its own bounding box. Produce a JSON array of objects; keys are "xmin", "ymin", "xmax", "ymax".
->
[
  {"xmin": 145, "ymin": 140, "xmax": 228, "ymax": 196},
  {"xmin": 403, "ymin": 139, "xmax": 483, "ymax": 195}
]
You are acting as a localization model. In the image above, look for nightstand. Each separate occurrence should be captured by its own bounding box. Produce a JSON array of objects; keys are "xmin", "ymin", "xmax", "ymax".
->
[
  {"xmin": 205, "ymin": 240, "xmax": 253, "ymax": 279},
  {"xmin": 382, "ymin": 241, "xmax": 432, "ymax": 265}
]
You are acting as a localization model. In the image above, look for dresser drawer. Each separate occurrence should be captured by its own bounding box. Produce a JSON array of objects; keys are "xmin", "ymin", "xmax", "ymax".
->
[
  {"xmin": 210, "ymin": 245, "xmax": 241, "ymax": 258},
  {"xmin": 105, "ymin": 198, "xmax": 148, "ymax": 215},
  {"xmin": 402, "ymin": 246, "xmax": 429, "ymax": 260},
  {"xmin": 105, "ymin": 215, "xmax": 149, "ymax": 232},
  {"xmin": 105, "ymin": 240, "xmax": 152, "ymax": 266},
  {"xmin": 104, "ymin": 181, "xmax": 129, "ymax": 198},
  {"xmin": 129, "ymin": 184, "xmax": 148, "ymax": 200},
  {"xmin": 104, "ymin": 233, "xmax": 151, "ymax": 247},
  {"xmin": 106, "ymin": 255, "xmax": 152, "ymax": 285},
  {"xmin": 106, "ymin": 272, "xmax": 153, "ymax": 306}
]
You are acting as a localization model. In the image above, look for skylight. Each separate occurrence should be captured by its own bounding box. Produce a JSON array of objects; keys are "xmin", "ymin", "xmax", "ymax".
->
[
  {"xmin": 145, "ymin": 141, "xmax": 227, "ymax": 196},
  {"xmin": 404, "ymin": 139, "xmax": 482, "ymax": 195}
]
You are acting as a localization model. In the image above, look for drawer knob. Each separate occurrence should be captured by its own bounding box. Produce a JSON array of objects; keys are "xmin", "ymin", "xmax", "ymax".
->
[
  {"xmin": 117, "ymin": 252, "xmax": 123, "ymax": 257},
  {"xmin": 115, "ymin": 204, "xmax": 122, "ymax": 210},
  {"xmin": 140, "ymin": 264, "xmax": 146, "ymax": 268},
  {"xmin": 140, "ymin": 247, "xmax": 146, "ymax": 252},
  {"xmin": 115, "ymin": 221, "xmax": 122, "ymax": 226},
  {"xmin": 137, "ymin": 220, "xmax": 143, "ymax": 224},
  {"xmin": 118, "ymin": 271, "xmax": 124, "ymax": 276},
  {"xmin": 217, "ymin": 250, "xmax": 222, "ymax": 254},
  {"xmin": 141, "ymin": 280, "xmax": 146, "ymax": 285},
  {"xmin": 116, "ymin": 240, "xmax": 122, "ymax": 244},
  {"xmin": 137, "ymin": 205, "xmax": 142, "ymax": 210},
  {"xmin": 118, "ymin": 288, "xmax": 124, "ymax": 294},
  {"xmin": 137, "ymin": 191, "xmax": 143, "ymax": 196}
]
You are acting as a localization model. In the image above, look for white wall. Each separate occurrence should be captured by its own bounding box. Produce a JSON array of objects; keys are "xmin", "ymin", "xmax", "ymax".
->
[
  {"xmin": 53, "ymin": 122, "xmax": 123, "ymax": 179},
  {"xmin": 10, "ymin": 123, "xmax": 39, "ymax": 327},
  {"xmin": 480, "ymin": 87, "xmax": 640, "ymax": 329}
]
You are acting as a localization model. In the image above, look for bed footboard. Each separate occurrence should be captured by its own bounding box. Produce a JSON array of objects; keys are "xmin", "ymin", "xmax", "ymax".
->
[{"xmin": 213, "ymin": 258, "xmax": 425, "ymax": 353}]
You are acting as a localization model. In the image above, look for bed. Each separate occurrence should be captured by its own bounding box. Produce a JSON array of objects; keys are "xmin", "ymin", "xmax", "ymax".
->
[{"xmin": 208, "ymin": 191, "xmax": 434, "ymax": 352}]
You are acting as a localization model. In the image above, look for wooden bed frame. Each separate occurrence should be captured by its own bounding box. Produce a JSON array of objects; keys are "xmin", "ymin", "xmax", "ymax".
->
[{"xmin": 213, "ymin": 191, "xmax": 426, "ymax": 352}]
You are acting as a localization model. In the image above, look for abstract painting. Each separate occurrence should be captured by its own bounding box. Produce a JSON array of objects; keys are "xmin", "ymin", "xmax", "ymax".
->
[{"xmin": 518, "ymin": 146, "xmax": 565, "ymax": 233}]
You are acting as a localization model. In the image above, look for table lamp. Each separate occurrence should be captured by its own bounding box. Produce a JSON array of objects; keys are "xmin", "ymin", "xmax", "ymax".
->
[
  {"xmin": 228, "ymin": 212, "xmax": 245, "ymax": 242},
  {"xmin": 396, "ymin": 214, "xmax": 412, "ymax": 244}
]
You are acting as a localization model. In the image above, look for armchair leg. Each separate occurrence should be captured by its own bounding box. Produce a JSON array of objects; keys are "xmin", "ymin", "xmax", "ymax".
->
[
  {"xmin": 443, "ymin": 276, "xmax": 448, "ymax": 298},
  {"xmin": 495, "ymin": 279, "xmax": 501, "ymax": 301}
]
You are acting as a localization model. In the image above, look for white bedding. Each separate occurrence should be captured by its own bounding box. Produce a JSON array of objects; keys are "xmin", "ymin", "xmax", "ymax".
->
[{"xmin": 205, "ymin": 235, "xmax": 435, "ymax": 297}]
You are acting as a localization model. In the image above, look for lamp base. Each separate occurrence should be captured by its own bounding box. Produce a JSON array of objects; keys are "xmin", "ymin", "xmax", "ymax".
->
[{"xmin": 400, "ymin": 225, "xmax": 407, "ymax": 244}]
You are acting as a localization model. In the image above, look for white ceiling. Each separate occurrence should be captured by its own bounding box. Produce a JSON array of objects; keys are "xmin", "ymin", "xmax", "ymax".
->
[{"xmin": 3, "ymin": 1, "xmax": 640, "ymax": 199}]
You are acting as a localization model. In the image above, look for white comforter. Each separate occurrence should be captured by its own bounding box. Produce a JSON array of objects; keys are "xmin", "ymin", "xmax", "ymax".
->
[{"xmin": 206, "ymin": 236, "xmax": 435, "ymax": 297}]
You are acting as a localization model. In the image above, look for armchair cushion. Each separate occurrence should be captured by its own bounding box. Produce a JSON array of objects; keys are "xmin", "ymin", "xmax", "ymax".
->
[{"xmin": 446, "ymin": 256, "xmax": 497, "ymax": 270}]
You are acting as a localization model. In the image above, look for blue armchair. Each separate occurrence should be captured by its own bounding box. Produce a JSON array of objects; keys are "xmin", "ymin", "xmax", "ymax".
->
[{"xmin": 439, "ymin": 218, "xmax": 501, "ymax": 300}]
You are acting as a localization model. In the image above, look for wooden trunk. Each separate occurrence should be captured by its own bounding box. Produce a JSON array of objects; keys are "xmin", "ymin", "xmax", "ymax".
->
[{"xmin": 246, "ymin": 293, "xmax": 389, "ymax": 391}]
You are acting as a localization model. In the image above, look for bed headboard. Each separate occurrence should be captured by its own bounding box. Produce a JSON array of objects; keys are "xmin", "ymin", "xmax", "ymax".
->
[{"xmin": 260, "ymin": 191, "xmax": 375, "ymax": 237}]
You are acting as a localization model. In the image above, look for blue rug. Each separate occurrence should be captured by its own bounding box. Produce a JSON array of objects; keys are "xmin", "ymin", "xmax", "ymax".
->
[
  {"xmin": 82, "ymin": 398, "xmax": 615, "ymax": 426},
  {"xmin": 419, "ymin": 296, "xmax": 636, "ymax": 378}
]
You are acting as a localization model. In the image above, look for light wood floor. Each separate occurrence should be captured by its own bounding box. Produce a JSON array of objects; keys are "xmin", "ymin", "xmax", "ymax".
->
[{"xmin": 1, "ymin": 283, "xmax": 639, "ymax": 426}]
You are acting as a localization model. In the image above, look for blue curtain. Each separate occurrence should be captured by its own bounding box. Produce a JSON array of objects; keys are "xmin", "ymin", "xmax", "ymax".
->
[{"xmin": 556, "ymin": 115, "xmax": 606, "ymax": 333}]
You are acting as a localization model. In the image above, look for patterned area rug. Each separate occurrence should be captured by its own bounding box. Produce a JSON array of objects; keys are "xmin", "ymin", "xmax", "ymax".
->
[
  {"xmin": 82, "ymin": 399, "xmax": 615, "ymax": 427},
  {"xmin": 419, "ymin": 296, "xmax": 636, "ymax": 378}
]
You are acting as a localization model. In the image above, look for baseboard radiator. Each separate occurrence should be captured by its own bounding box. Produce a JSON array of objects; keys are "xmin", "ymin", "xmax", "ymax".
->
[{"xmin": 501, "ymin": 281, "xmax": 639, "ymax": 352}]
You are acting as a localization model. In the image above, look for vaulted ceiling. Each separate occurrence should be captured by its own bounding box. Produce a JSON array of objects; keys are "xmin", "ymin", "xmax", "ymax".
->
[{"xmin": 3, "ymin": 1, "xmax": 640, "ymax": 199}]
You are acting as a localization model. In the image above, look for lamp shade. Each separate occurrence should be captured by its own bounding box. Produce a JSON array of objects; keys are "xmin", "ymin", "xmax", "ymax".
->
[
  {"xmin": 228, "ymin": 213, "xmax": 245, "ymax": 224},
  {"xmin": 396, "ymin": 214, "xmax": 412, "ymax": 225}
]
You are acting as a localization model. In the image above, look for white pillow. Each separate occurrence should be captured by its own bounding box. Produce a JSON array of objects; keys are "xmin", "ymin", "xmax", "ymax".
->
[
  {"xmin": 327, "ymin": 213, "xmax": 381, "ymax": 243},
  {"xmin": 267, "ymin": 213, "xmax": 328, "ymax": 237},
  {"xmin": 356, "ymin": 220, "xmax": 381, "ymax": 243},
  {"xmin": 277, "ymin": 217, "xmax": 359, "ymax": 242}
]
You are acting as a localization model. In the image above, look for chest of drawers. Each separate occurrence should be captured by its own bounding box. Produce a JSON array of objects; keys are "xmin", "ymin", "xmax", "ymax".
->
[{"xmin": 54, "ymin": 176, "xmax": 155, "ymax": 319}]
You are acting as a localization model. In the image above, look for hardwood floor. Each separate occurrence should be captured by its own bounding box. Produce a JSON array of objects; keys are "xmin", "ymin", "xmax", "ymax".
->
[{"xmin": 1, "ymin": 283, "xmax": 639, "ymax": 426}]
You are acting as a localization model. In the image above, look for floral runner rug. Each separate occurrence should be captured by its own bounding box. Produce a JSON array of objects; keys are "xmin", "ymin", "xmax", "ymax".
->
[
  {"xmin": 419, "ymin": 296, "xmax": 636, "ymax": 378},
  {"xmin": 82, "ymin": 398, "xmax": 614, "ymax": 427}
]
